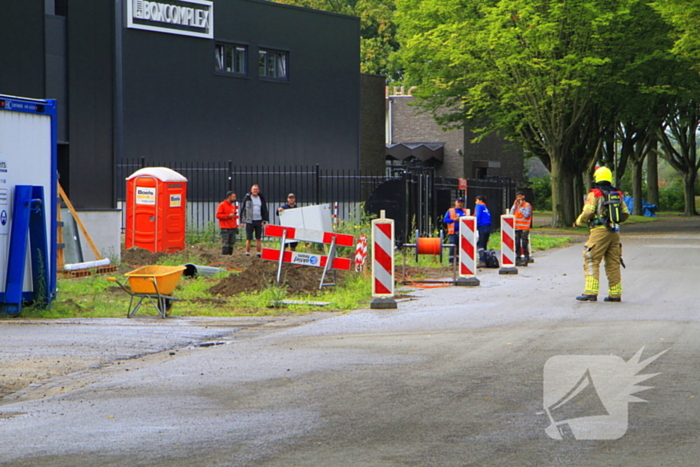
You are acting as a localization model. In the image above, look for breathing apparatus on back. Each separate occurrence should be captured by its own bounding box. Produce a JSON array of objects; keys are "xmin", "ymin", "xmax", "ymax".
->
[{"xmin": 590, "ymin": 167, "xmax": 623, "ymax": 231}]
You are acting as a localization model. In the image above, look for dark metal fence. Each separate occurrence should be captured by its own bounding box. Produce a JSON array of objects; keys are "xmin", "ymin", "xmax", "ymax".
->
[
  {"xmin": 363, "ymin": 166, "xmax": 516, "ymax": 244},
  {"xmin": 116, "ymin": 158, "xmax": 516, "ymax": 244},
  {"xmin": 116, "ymin": 159, "xmax": 386, "ymax": 237},
  {"xmin": 463, "ymin": 177, "xmax": 516, "ymax": 220}
]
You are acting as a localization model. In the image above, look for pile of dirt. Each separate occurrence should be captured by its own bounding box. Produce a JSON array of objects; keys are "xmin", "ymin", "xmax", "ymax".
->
[
  {"xmin": 121, "ymin": 245, "xmax": 251, "ymax": 270},
  {"xmin": 180, "ymin": 244, "xmax": 223, "ymax": 266},
  {"xmin": 121, "ymin": 247, "xmax": 169, "ymax": 267},
  {"xmin": 208, "ymin": 260, "xmax": 345, "ymax": 296},
  {"xmin": 120, "ymin": 245, "xmax": 350, "ymax": 295}
]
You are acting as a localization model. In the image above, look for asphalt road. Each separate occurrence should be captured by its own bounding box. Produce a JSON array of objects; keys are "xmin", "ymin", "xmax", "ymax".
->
[{"xmin": 1, "ymin": 217, "xmax": 699, "ymax": 466}]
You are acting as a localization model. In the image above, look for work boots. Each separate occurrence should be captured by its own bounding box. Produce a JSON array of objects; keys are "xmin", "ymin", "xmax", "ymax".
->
[
  {"xmin": 575, "ymin": 295, "xmax": 621, "ymax": 302},
  {"xmin": 221, "ymin": 246, "xmax": 233, "ymax": 255}
]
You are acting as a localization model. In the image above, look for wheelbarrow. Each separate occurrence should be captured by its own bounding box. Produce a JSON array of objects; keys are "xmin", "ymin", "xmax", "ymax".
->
[{"xmin": 108, "ymin": 265, "xmax": 186, "ymax": 318}]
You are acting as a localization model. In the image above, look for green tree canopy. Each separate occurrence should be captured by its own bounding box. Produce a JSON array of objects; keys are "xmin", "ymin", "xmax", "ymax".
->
[
  {"xmin": 396, "ymin": 0, "xmax": 642, "ymax": 226},
  {"xmin": 650, "ymin": 0, "xmax": 700, "ymax": 214},
  {"xmin": 597, "ymin": 1, "xmax": 678, "ymax": 214},
  {"xmin": 651, "ymin": 0, "xmax": 700, "ymax": 68}
]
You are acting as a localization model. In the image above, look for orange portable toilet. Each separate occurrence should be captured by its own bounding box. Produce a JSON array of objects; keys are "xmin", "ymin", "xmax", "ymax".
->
[{"xmin": 125, "ymin": 167, "xmax": 188, "ymax": 253}]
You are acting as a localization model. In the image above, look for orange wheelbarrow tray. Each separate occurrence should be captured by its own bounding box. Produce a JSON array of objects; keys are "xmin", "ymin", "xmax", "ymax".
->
[{"xmin": 108, "ymin": 265, "xmax": 186, "ymax": 318}]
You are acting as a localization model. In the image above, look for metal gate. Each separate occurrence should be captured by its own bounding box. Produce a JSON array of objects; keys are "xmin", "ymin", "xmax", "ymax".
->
[{"xmin": 365, "ymin": 168, "xmax": 516, "ymax": 245}]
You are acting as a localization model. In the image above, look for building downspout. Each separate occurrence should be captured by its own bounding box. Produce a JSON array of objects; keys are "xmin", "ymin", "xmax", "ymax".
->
[
  {"xmin": 386, "ymin": 96, "xmax": 393, "ymax": 145},
  {"xmin": 114, "ymin": 0, "xmax": 124, "ymax": 208}
]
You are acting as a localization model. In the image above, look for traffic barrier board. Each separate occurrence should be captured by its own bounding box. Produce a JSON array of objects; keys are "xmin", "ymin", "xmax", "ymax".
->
[
  {"xmin": 261, "ymin": 248, "xmax": 351, "ymax": 270},
  {"xmin": 372, "ymin": 219, "xmax": 394, "ymax": 296},
  {"xmin": 499, "ymin": 215, "xmax": 518, "ymax": 275},
  {"xmin": 458, "ymin": 216, "xmax": 477, "ymax": 277}
]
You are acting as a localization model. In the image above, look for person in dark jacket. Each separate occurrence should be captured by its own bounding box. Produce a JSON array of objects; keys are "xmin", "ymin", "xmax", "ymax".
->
[
  {"xmin": 276, "ymin": 193, "xmax": 299, "ymax": 251},
  {"xmin": 240, "ymin": 184, "xmax": 268, "ymax": 257}
]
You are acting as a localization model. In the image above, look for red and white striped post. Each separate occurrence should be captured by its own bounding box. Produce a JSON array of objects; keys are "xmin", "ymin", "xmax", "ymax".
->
[
  {"xmin": 333, "ymin": 201, "xmax": 339, "ymax": 227},
  {"xmin": 371, "ymin": 210, "xmax": 397, "ymax": 309},
  {"xmin": 499, "ymin": 214, "xmax": 518, "ymax": 275},
  {"xmin": 355, "ymin": 234, "xmax": 368, "ymax": 273},
  {"xmin": 455, "ymin": 216, "xmax": 480, "ymax": 286}
]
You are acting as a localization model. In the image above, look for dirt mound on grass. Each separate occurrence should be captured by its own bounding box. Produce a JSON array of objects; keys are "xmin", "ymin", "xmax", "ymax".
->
[
  {"xmin": 181, "ymin": 244, "xmax": 222, "ymax": 266},
  {"xmin": 120, "ymin": 244, "xmax": 350, "ymax": 295},
  {"xmin": 121, "ymin": 247, "xmax": 169, "ymax": 266},
  {"xmin": 121, "ymin": 245, "xmax": 250, "ymax": 270},
  {"xmin": 208, "ymin": 260, "xmax": 345, "ymax": 296}
]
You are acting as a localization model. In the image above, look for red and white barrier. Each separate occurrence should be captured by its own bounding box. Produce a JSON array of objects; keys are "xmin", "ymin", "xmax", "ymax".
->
[
  {"xmin": 371, "ymin": 213, "xmax": 395, "ymax": 303},
  {"xmin": 260, "ymin": 248, "xmax": 351, "ymax": 270},
  {"xmin": 499, "ymin": 215, "xmax": 518, "ymax": 274},
  {"xmin": 234, "ymin": 201, "xmax": 240, "ymax": 227},
  {"xmin": 456, "ymin": 216, "xmax": 479, "ymax": 286},
  {"xmin": 262, "ymin": 224, "xmax": 355, "ymax": 288},
  {"xmin": 355, "ymin": 234, "xmax": 367, "ymax": 272},
  {"xmin": 264, "ymin": 224, "xmax": 354, "ymax": 247}
]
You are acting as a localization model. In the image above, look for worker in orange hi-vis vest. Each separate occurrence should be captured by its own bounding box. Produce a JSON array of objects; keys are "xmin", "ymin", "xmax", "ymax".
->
[
  {"xmin": 443, "ymin": 197, "xmax": 467, "ymax": 265},
  {"xmin": 216, "ymin": 191, "xmax": 239, "ymax": 255},
  {"xmin": 510, "ymin": 191, "xmax": 533, "ymax": 266}
]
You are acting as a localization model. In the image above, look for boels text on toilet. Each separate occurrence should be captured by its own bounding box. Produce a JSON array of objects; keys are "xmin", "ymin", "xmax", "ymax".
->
[{"xmin": 136, "ymin": 187, "xmax": 156, "ymax": 205}]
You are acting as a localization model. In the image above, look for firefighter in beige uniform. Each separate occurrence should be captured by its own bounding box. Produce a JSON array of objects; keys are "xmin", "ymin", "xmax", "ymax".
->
[{"xmin": 574, "ymin": 167, "xmax": 630, "ymax": 302}]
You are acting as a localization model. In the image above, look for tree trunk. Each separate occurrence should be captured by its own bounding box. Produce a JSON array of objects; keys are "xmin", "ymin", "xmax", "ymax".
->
[
  {"xmin": 647, "ymin": 145, "xmax": 659, "ymax": 207},
  {"xmin": 631, "ymin": 160, "xmax": 644, "ymax": 216},
  {"xmin": 573, "ymin": 172, "xmax": 584, "ymax": 216},
  {"xmin": 683, "ymin": 172, "xmax": 698, "ymax": 216},
  {"xmin": 550, "ymin": 156, "xmax": 576, "ymax": 227}
]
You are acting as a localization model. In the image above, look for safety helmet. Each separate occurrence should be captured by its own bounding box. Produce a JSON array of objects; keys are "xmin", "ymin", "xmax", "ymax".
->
[{"xmin": 594, "ymin": 166, "xmax": 613, "ymax": 183}]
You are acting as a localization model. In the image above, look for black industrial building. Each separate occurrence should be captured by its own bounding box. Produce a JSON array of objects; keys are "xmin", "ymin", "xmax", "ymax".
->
[{"xmin": 0, "ymin": 0, "xmax": 366, "ymax": 211}]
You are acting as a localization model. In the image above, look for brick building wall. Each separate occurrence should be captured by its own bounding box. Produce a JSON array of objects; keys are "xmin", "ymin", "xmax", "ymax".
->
[
  {"xmin": 387, "ymin": 94, "xmax": 465, "ymax": 179},
  {"xmin": 387, "ymin": 89, "xmax": 525, "ymax": 184},
  {"xmin": 464, "ymin": 130, "xmax": 525, "ymax": 184}
]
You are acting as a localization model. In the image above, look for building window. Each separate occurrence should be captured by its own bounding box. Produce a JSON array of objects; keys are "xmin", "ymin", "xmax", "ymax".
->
[
  {"xmin": 215, "ymin": 43, "xmax": 248, "ymax": 76},
  {"xmin": 258, "ymin": 49, "xmax": 289, "ymax": 81}
]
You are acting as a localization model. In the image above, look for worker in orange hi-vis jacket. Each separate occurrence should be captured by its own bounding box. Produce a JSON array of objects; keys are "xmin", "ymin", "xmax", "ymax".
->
[
  {"xmin": 216, "ymin": 191, "xmax": 238, "ymax": 255},
  {"xmin": 510, "ymin": 191, "xmax": 533, "ymax": 266},
  {"xmin": 443, "ymin": 197, "xmax": 467, "ymax": 265}
]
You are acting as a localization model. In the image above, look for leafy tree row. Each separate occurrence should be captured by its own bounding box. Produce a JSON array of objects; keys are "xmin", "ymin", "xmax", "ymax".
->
[
  {"xmin": 275, "ymin": 0, "xmax": 699, "ymax": 223},
  {"xmin": 394, "ymin": 0, "xmax": 699, "ymax": 225}
]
